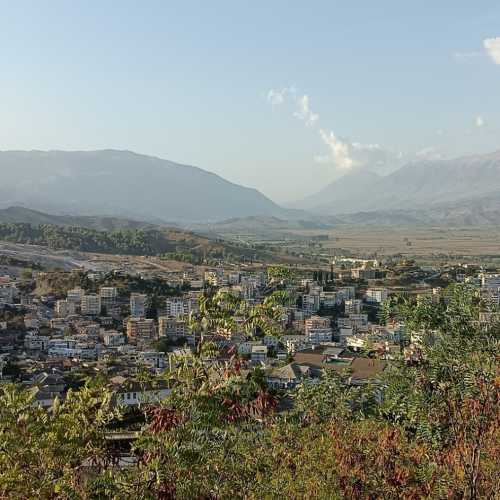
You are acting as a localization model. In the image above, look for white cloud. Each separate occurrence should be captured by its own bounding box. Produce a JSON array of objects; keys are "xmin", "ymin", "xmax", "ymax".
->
[
  {"xmin": 315, "ymin": 130, "xmax": 354, "ymax": 169},
  {"xmin": 267, "ymin": 85, "xmax": 403, "ymax": 173},
  {"xmin": 293, "ymin": 94, "xmax": 319, "ymax": 127},
  {"xmin": 483, "ymin": 37, "xmax": 500, "ymax": 64},
  {"xmin": 267, "ymin": 88, "xmax": 287, "ymax": 106},
  {"xmin": 315, "ymin": 130, "xmax": 405, "ymax": 171},
  {"xmin": 475, "ymin": 115, "xmax": 485, "ymax": 128}
]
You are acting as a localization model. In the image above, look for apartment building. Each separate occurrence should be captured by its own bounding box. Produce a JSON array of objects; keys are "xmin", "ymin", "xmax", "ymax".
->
[
  {"xmin": 158, "ymin": 316, "xmax": 189, "ymax": 338},
  {"xmin": 345, "ymin": 299, "xmax": 362, "ymax": 314},
  {"xmin": 165, "ymin": 297, "xmax": 190, "ymax": 317},
  {"xmin": 305, "ymin": 315, "xmax": 332, "ymax": 345},
  {"xmin": 81, "ymin": 294, "xmax": 101, "ymax": 316},
  {"xmin": 126, "ymin": 318, "xmax": 156, "ymax": 344},
  {"xmin": 55, "ymin": 299, "xmax": 76, "ymax": 318},
  {"xmin": 99, "ymin": 286, "xmax": 118, "ymax": 310},
  {"xmin": 130, "ymin": 293, "xmax": 147, "ymax": 318},
  {"xmin": 365, "ymin": 288, "xmax": 388, "ymax": 304},
  {"xmin": 67, "ymin": 288, "xmax": 85, "ymax": 303}
]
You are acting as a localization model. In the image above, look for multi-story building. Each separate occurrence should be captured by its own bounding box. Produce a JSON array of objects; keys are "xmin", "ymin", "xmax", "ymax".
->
[
  {"xmin": 130, "ymin": 293, "xmax": 147, "ymax": 318},
  {"xmin": 55, "ymin": 299, "xmax": 76, "ymax": 318},
  {"xmin": 365, "ymin": 288, "xmax": 388, "ymax": 304},
  {"xmin": 158, "ymin": 316, "xmax": 188, "ymax": 338},
  {"xmin": 137, "ymin": 351, "xmax": 167, "ymax": 370},
  {"xmin": 165, "ymin": 297, "xmax": 190, "ymax": 318},
  {"xmin": 102, "ymin": 331, "xmax": 126, "ymax": 347},
  {"xmin": 81, "ymin": 294, "xmax": 101, "ymax": 316},
  {"xmin": 99, "ymin": 287, "xmax": 118, "ymax": 311},
  {"xmin": 345, "ymin": 299, "xmax": 362, "ymax": 315},
  {"xmin": 126, "ymin": 318, "xmax": 156, "ymax": 344},
  {"xmin": 320, "ymin": 291, "xmax": 342, "ymax": 308},
  {"xmin": 67, "ymin": 288, "xmax": 85, "ymax": 303},
  {"xmin": 0, "ymin": 284, "xmax": 16, "ymax": 305},
  {"xmin": 305, "ymin": 315, "xmax": 332, "ymax": 345},
  {"xmin": 337, "ymin": 286, "xmax": 356, "ymax": 301},
  {"xmin": 302, "ymin": 294, "xmax": 320, "ymax": 314},
  {"xmin": 24, "ymin": 334, "xmax": 50, "ymax": 351}
]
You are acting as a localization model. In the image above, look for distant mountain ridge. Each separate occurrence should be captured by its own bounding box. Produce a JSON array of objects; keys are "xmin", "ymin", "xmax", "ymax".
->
[
  {"xmin": 0, "ymin": 150, "xmax": 297, "ymax": 222},
  {"xmin": 296, "ymin": 151, "xmax": 500, "ymax": 215}
]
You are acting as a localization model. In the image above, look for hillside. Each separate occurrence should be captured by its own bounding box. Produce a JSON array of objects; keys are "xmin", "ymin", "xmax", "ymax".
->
[
  {"xmin": 0, "ymin": 150, "xmax": 293, "ymax": 222},
  {"xmin": 0, "ymin": 206, "xmax": 163, "ymax": 231}
]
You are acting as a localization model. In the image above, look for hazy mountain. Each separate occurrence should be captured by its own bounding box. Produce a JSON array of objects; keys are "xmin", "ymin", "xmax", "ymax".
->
[
  {"xmin": 297, "ymin": 151, "xmax": 500, "ymax": 215},
  {"xmin": 0, "ymin": 150, "xmax": 294, "ymax": 222},
  {"xmin": 295, "ymin": 170, "xmax": 382, "ymax": 211}
]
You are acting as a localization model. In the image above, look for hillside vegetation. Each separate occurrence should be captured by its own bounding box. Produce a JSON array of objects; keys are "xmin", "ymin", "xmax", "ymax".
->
[{"xmin": 0, "ymin": 222, "xmax": 296, "ymax": 265}]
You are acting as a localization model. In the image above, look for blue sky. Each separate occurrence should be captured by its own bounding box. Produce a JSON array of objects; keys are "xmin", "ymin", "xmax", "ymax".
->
[{"xmin": 1, "ymin": 1, "xmax": 499, "ymax": 201}]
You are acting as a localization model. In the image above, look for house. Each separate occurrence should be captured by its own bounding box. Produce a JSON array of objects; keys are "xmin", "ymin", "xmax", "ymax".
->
[
  {"xmin": 112, "ymin": 378, "xmax": 171, "ymax": 407},
  {"xmin": 251, "ymin": 345, "xmax": 268, "ymax": 364},
  {"xmin": 266, "ymin": 363, "xmax": 311, "ymax": 390},
  {"xmin": 293, "ymin": 347, "xmax": 386, "ymax": 385}
]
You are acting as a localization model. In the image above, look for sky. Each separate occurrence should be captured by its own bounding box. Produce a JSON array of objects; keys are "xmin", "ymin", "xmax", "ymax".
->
[{"xmin": 1, "ymin": 1, "xmax": 499, "ymax": 202}]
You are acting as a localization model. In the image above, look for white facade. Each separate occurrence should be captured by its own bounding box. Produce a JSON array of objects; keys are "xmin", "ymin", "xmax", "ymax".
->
[
  {"xmin": 81, "ymin": 294, "xmax": 101, "ymax": 316},
  {"xmin": 365, "ymin": 288, "xmax": 388, "ymax": 304}
]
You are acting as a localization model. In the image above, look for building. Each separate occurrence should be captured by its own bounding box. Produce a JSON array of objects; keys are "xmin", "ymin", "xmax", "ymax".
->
[
  {"xmin": 345, "ymin": 299, "xmax": 362, "ymax": 314},
  {"xmin": 102, "ymin": 331, "xmax": 126, "ymax": 347},
  {"xmin": 67, "ymin": 288, "xmax": 84, "ymax": 303},
  {"xmin": 251, "ymin": 345, "xmax": 268, "ymax": 364},
  {"xmin": 302, "ymin": 294, "xmax": 320, "ymax": 314},
  {"xmin": 365, "ymin": 288, "xmax": 388, "ymax": 304},
  {"xmin": 99, "ymin": 287, "xmax": 118, "ymax": 310},
  {"xmin": 137, "ymin": 351, "xmax": 167, "ymax": 370},
  {"xmin": 266, "ymin": 363, "xmax": 310, "ymax": 390},
  {"xmin": 158, "ymin": 316, "xmax": 189, "ymax": 338},
  {"xmin": 126, "ymin": 318, "xmax": 156, "ymax": 344},
  {"xmin": 24, "ymin": 334, "xmax": 50, "ymax": 351},
  {"xmin": 0, "ymin": 284, "xmax": 16, "ymax": 305},
  {"xmin": 113, "ymin": 379, "xmax": 171, "ymax": 407},
  {"xmin": 55, "ymin": 299, "xmax": 76, "ymax": 318},
  {"xmin": 130, "ymin": 293, "xmax": 147, "ymax": 318},
  {"xmin": 305, "ymin": 315, "xmax": 332, "ymax": 345},
  {"xmin": 165, "ymin": 297, "xmax": 190, "ymax": 318},
  {"xmin": 81, "ymin": 294, "xmax": 101, "ymax": 316}
]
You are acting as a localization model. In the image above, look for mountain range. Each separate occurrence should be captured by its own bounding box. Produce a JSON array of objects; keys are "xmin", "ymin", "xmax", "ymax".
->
[
  {"xmin": 295, "ymin": 151, "xmax": 500, "ymax": 216},
  {"xmin": 1, "ymin": 149, "xmax": 499, "ymax": 227},
  {"xmin": 0, "ymin": 150, "xmax": 294, "ymax": 222}
]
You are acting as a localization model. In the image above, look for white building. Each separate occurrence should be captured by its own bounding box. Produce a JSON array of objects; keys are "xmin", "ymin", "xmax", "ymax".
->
[
  {"xmin": 365, "ymin": 288, "xmax": 388, "ymax": 304},
  {"xmin": 165, "ymin": 297, "xmax": 190, "ymax": 318},
  {"xmin": 81, "ymin": 294, "xmax": 101, "ymax": 316}
]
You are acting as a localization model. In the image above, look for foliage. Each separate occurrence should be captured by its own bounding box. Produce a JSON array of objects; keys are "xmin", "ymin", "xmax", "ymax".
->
[
  {"xmin": 0, "ymin": 381, "xmax": 120, "ymax": 498},
  {"xmin": 0, "ymin": 285, "xmax": 498, "ymax": 498}
]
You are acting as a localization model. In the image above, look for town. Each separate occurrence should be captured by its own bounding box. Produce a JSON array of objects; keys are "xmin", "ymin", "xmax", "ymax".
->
[{"xmin": 1, "ymin": 254, "xmax": 498, "ymax": 408}]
